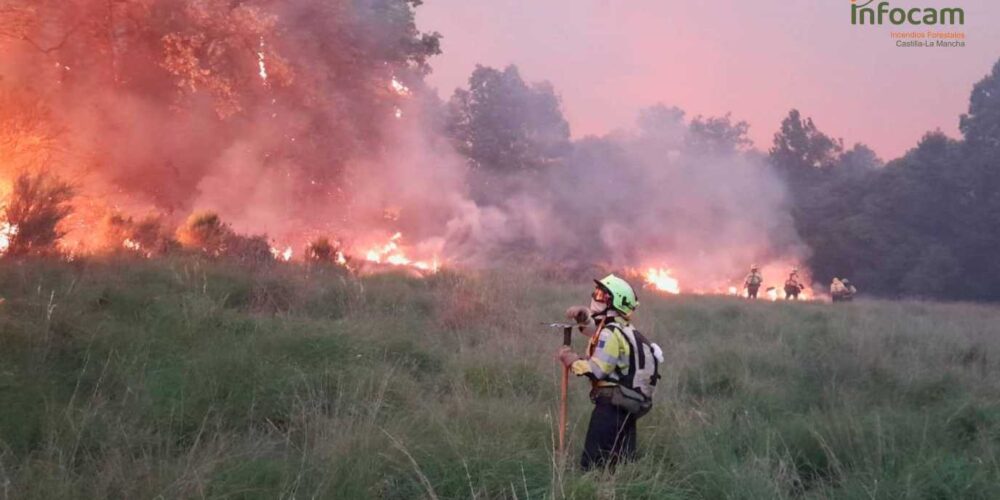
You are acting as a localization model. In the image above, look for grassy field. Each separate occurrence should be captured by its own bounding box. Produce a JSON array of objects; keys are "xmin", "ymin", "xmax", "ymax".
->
[{"xmin": 0, "ymin": 257, "xmax": 998, "ymax": 499}]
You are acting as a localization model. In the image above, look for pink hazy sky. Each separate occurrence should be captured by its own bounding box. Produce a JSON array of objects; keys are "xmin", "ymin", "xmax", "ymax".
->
[{"xmin": 417, "ymin": 0, "xmax": 1000, "ymax": 160}]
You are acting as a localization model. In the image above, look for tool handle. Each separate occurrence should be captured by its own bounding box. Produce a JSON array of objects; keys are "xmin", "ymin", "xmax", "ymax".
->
[
  {"xmin": 559, "ymin": 366, "xmax": 568, "ymax": 455},
  {"xmin": 562, "ymin": 326, "xmax": 572, "ymax": 347}
]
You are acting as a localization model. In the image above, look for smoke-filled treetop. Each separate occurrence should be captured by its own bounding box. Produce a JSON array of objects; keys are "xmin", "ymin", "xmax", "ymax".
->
[{"xmin": 0, "ymin": 0, "xmax": 440, "ymax": 228}]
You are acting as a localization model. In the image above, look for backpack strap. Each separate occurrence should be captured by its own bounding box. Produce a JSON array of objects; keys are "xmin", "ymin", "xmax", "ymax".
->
[
  {"xmin": 606, "ymin": 322, "xmax": 639, "ymax": 388},
  {"xmin": 629, "ymin": 327, "xmax": 662, "ymax": 387},
  {"xmin": 650, "ymin": 344, "xmax": 661, "ymax": 386}
]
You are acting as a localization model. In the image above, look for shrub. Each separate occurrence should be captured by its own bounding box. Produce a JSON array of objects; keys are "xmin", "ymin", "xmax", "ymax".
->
[
  {"xmin": 176, "ymin": 211, "xmax": 274, "ymax": 266},
  {"xmin": 176, "ymin": 212, "xmax": 230, "ymax": 256},
  {"xmin": 305, "ymin": 236, "xmax": 345, "ymax": 265},
  {"xmin": 104, "ymin": 213, "xmax": 179, "ymax": 256},
  {"xmin": 1, "ymin": 171, "xmax": 74, "ymax": 257},
  {"xmin": 225, "ymin": 233, "xmax": 274, "ymax": 268}
]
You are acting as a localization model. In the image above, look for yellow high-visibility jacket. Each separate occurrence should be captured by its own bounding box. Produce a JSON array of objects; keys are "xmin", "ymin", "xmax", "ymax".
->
[{"xmin": 570, "ymin": 320, "xmax": 632, "ymax": 387}]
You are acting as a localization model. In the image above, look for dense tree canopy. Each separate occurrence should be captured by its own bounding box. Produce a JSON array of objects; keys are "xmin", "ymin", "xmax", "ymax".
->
[
  {"xmin": 774, "ymin": 60, "xmax": 1000, "ymax": 301},
  {"xmin": 770, "ymin": 109, "xmax": 844, "ymax": 182},
  {"xmin": 446, "ymin": 65, "xmax": 571, "ymax": 174}
]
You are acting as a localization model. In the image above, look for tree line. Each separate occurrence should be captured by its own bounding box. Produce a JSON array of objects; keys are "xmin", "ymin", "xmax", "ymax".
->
[{"xmin": 445, "ymin": 62, "xmax": 1000, "ymax": 302}]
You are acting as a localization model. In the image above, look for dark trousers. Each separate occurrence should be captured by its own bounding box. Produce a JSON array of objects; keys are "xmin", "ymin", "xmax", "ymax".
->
[
  {"xmin": 785, "ymin": 285, "xmax": 800, "ymax": 300},
  {"xmin": 747, "ymin": 285, "xmax": 760, "ymax": 299},
  {"xmin": 581, "ymin": 397, "xmax": 637, "ymax": 471}
]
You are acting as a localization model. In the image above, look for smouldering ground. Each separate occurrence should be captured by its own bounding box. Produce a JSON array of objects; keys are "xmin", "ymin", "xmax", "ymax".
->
[{"xmin": 0, "ymin": 257, "xmax": 998, "ymax": 498}]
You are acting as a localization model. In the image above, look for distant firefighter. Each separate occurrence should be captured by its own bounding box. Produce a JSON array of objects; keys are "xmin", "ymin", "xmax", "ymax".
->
[
  {"xmin": 784, "ymin": 269, "xmax": 804, "ymax": 300},
  {"xmin": 830, "ymin": 277, "xmax": 857, "ymax": 302},
  {"xmin": 744, "ymin": 265, "xmax": 763, "ymax": 299}
]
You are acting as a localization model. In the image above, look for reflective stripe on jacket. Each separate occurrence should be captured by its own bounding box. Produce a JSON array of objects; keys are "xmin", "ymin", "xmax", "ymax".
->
[{"xmin": 570, "ymin": 320, "xmax": 631, "ymax": 386}]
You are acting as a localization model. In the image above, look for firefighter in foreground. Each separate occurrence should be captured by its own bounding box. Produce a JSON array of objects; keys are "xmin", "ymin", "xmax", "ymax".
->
[
  {"xmin": 784, "ymin": 269, "xmax": 804, "ymax": 300},
  {"xmin": 744, "ymin": 265, "xmax": 764, "ymax": 299},
  {"xmin": 831, "ymin": 277, "xmax": 858, "ymax": 302},
  {"xmin": 558, "ymin": 275, "xmax": 662, "ymax": 471}
]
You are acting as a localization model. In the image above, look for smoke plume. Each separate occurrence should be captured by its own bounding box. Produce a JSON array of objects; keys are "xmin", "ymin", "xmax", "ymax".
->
[{"xmin": 0, "ymin": 0, "xmax": 806, "ymax": 290}]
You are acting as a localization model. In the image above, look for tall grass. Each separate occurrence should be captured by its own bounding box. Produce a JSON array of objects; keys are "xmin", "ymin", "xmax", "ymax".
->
[{"xmin": 0, "ymin": 257, "xmax": 998, "ymax": 498}]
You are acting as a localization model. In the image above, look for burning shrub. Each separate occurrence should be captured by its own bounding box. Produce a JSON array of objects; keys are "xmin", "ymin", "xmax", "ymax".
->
[
  {"xmin": 1, "ymin": 171, "xmax": 74, "ymax": 257},
  {"xmin": 176, "ymin": 212, "xmax": 231, "ymax": 256},
  {"xmin": 176, "ymin": 211, "xmax": 275, "ymax": 266},
  {"xmin": 305, "ymin": 237, "xmax": 347, "ymax": 266},
  {"xmin": 225, "ymin": 233, "xmax": 275, "ymax": 268},
  {"xmin": 104, "ymin": 213, "xmax": 179, "ymax": 256}
]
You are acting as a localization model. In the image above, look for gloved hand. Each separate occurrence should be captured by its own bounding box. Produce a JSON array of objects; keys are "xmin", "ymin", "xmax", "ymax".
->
[
  {"xmin": 564, "ymin": 305, "xmax": 590, "ymax": 325},
  {"xmin": 556, "ymin": 346, "xmax": 581, "ymax": 367},
  {"xmin": 566, "ymin": 305, "xmax": 597, "ymax": 337}
]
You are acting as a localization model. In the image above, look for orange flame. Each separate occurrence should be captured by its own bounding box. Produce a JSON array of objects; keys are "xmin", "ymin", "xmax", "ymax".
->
[
  {"xmin": 645, "ymin": 267, "xmax": 680, "ymax": 294},
  {"xmin": 0, "ymin": 223, "xmax": 18, "ymax": 254},
  {"xmin": 638, "ymin": 261, "xmax": 817, "ymax": 301},
  {"xmin": 361, "ymin": 232, "xmax": 439, "ymax": 273},
  {"xmin": 123, "ymin": 238, "xmax": 142, "ymax": 251},
  {"xmin": 270, "ymin": 245, "xmax": 293, "ymax": 262}
]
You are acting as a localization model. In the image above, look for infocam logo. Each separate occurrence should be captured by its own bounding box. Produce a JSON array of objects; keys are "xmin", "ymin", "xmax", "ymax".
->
[{"xmin": 851, "ymin": 0, "xmax": 965, "ymax": 26}]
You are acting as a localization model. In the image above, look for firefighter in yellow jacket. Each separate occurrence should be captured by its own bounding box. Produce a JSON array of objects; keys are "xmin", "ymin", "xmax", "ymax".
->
[
  {"xmin": 831, "ymin": 277, "xmax": 857, "ymax": 302},
  {"xmin": 784, "ymin": 269, "xmax": 804, "ymax": 300},
  {"xmin": 557, "ymin": 274, "xmax": 640, "ymax": 470},
  {"xmin": 744, "ymin": 265, "xmax": 764, "ymax": 299}
]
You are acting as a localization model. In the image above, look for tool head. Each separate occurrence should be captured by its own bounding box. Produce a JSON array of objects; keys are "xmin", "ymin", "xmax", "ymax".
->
[
  {"xmin": 542, "ymin": 322, "xmax": 577, "ymax": 329},
  {"xmin": 542, "ymin": 322, "xmax": 575, "ymax": 346}
]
